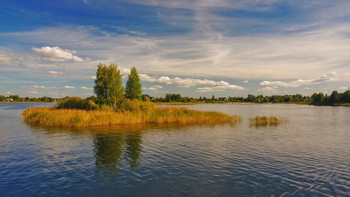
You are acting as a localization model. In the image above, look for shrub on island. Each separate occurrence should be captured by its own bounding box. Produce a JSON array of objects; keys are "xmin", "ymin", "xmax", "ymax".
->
[{"xmin": 56, "ymin": 97, "xmax": 97, "ymax": 110}]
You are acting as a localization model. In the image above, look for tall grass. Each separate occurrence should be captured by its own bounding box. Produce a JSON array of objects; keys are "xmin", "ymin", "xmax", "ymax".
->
[
  {"xmin": 249, "ymin": 116, "xmax": 287, "ymax": 127},
  {"xmin": 154, "ymin": 102, "xmax": 199, "ymax": 105},
  {"xmin": 23, "ymin": 107, "xmax": 240, "ymax": 128}
]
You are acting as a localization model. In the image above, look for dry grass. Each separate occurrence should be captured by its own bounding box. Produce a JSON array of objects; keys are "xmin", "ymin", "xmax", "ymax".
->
[
  {"xmin": 23, "ymin": 107, "xmax": 240, "ymax": 128},
  {"xmin": 154, "ymin": 102, "xmax": 199, "ymax": 105},
  {"xmin": 249, "ymin": 116, "xmax": 287, "ymax": 127}
]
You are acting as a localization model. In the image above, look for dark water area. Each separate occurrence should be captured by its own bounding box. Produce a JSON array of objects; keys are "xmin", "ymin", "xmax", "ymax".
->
[{"xmin": 1, "ymin": 103, "xmax": 349, "ymax": 196}]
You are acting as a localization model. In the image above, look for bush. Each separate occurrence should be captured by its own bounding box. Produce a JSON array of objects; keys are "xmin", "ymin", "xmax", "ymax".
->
[
  {"xmin": 119, "ymin": 98, "xmax": 155, "ymax": 112},
  {"xmin": 56, "ymin": 97, "xmax": 97, "ymax": 110}
]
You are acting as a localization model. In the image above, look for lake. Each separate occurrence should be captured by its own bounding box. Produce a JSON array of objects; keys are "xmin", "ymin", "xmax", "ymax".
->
[{"xmin": 0, "ymin": 103, "xmax": 349, "ymax": 196}]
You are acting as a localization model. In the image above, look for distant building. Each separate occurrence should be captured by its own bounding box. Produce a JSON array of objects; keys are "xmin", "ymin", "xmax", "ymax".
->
[
  {"xmin": 144, "ymin": 94, "xmax": 151, "ymax": 102},
  {"xmin": 218, "ymin": 97, "xmax": 227, "ymax": 101},
  {"xmin": 5, "ymin": 98, "xmax": 13, "ymax": 102}
]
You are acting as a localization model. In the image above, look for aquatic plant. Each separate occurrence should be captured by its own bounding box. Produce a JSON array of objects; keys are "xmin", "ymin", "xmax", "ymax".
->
[
  {"xmin": 23, "ymin": 107, "xmax": 240, "ymax": 128},
  {"xmin": 249, "ymin": 116, "xmax": 287, "ymax": 127}
]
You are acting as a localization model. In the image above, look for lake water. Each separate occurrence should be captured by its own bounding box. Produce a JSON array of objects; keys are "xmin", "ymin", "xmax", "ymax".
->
[{"xmin": 0, "ymin": 103, "xmax": 349, "ymax": 196}]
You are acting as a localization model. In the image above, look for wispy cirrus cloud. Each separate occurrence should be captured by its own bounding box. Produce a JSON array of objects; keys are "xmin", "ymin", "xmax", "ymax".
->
[{"xmin": 0, "ymin": 51, "xmax": 23, "ymax": 66}]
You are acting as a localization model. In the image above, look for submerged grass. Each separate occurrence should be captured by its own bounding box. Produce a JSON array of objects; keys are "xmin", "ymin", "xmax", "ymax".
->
[
  {"xmin": 249, "ymin": 116, "xmax": 287, "ymax": 127},
  {"xmin": 23, "ymin": 107, "xmax": 240, "ymax": 128}
]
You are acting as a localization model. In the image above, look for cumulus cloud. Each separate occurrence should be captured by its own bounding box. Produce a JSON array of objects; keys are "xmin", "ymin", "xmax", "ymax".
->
[
  {"xmin": 24, "ymin": 90, "xmax": 39, "ymax": 94},
  {"xmin": 338, "ymin": 86, "xmax": 349, "ymax": 91},
  {"xmin": 260, "ymin": 72, "xmax": 336, "ymax": 88},
  {"xmin": 3, "ymin": 91, "xmax": 13, "ymax": 95},
  {"xmin": 0, "ymin": 51, "xmax": 22, "ymax": 66},
  {"xmin": 257, "ymin": 87, "xmax": 279, "ymax": 93},
  {"xmin": 138, "ymin": 73, "xmax": 245, "ymax": 89},
  {"xmin": 63, "ymin": 86, "xmax": 75, "ymax": 89},
  {"xmin": 40, "ymin": 70, "xmax": 67, "ymax": 76},
  {"xmin": 24, "ymin": 85, "xmax": 56, "ymax": 89},
  {"xmin": 143, "ymin": 85, "xmax": 163, "ymax": 91},
  {"xmin": 196, "ymin": 81, "xmax": 246, "ymax": 92},
  {"xmin": 80, "ymin": 86, "xmax": 93, "ymax": 90},
  {"xmin": 32, "ymin": 46, "xmax": 88, "ymax": 62}
]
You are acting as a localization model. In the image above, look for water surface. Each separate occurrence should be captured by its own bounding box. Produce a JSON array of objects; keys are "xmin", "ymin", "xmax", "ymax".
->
[{"xmin": 1, "ymin": 103, "xmax": 349, "ymax": 196}]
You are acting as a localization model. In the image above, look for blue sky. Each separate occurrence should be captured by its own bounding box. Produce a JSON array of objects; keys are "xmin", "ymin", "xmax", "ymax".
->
[{"xmin": 1, "ymin": 0, "xmax": 350, "ymax": 98}]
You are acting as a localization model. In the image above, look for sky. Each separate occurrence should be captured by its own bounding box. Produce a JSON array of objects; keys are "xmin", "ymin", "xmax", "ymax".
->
[{"xmin": 1, "ymin": 0, "xmax": 350, "ymax": 98}]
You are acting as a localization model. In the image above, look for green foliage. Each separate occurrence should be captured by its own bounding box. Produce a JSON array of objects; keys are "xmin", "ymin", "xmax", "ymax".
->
[
  {"xmin": 56, "ymin": 97, "xmax": 97, "ymax": 110},
  {"xmin": 125, "ymin": 67, "xmax": 142, "ymax": 100},
  {"xmin": 94, "ymin": 63, "xmax": 124, "ymax": 109}
]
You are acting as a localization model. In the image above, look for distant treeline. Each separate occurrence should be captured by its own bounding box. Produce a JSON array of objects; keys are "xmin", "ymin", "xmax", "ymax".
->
[
  {"xmin": 152, "ymin": 90, "xmax": 350, "ymax": 106},
  {"xmin": 311, "ymin": 90, "xmax": 350, "ymax": 106},
  {"xmin": 2, "ymin": 90, "xmax": 350, "ymax": 106},
  {"xmin": 152, "ymin": 93, "xmax": 307, "ymax": 103},
  {"xmin": 0, "ymin": 95, "xmax": 56, "ymax": 102}
]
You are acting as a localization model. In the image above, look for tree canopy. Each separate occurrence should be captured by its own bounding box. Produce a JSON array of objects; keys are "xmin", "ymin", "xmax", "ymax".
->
[
  {"xmin": 94, "ymin": 63, "xmax": 124, "ymax": 109},
  {"xmin": 125, "ymin": 67, "xmax": 142, "ymax": 100}
]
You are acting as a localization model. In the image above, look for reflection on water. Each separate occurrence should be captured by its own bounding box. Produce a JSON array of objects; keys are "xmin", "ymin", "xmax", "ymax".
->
[
  {"xmin": 1, "ymin": 103, "xmax": 350, "ymax": 196},
  {"xmin": 94, "ymin": 134, "xmax": 125, "ymax": 178},
  {"xmin": 93, "ymin": 130, "xmax": 143, "ymax": 179}
]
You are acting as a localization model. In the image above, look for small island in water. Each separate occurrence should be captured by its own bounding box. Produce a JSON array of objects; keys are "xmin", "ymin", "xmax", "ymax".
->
[{"xmin": 23, "ymin": 64, "xmax": 240, "ymax": 128}]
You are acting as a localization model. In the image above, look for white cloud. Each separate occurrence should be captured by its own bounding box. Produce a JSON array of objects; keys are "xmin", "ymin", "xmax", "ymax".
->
[
  {"xmin": 80, "ymin": 86, "xmax": 93, "ymax": 90},
  {"xmin": 41, "ymin": 70, "xmax": 66, "ymax": 76},
  {"xmin": 32, "ymin": 46, "xmax": 87, "ymax": 62},
  {"xmin": 257, "ymin": 87, "xmax": 279, "ymax": 93},
  {"xmin": 242, "ymin": 80, "xmax": 249, "ymax": 83},
  {"xmin": 24, "ymin": 90, "xmax": 39, "ymax": 94},
  {"xmin": 143, "ymin": 85, "xmax": 163, "ymax": 91},
  {"xmin": 338, "ymin": 86, "xmax": 349, "ymax": 91},
  {"xmin": 3, "ymin": 91, "xmax": 13, "ymax": 95},
  {"xmin": 139, "ymin": 73, "xmax": 245, "ymax": 89},
  {"xmin": 63, "ymin": 86, "xmax": 75, "ymax": 89},
  {"xmin": 24, "ymin": 85, "xmax": 56, "ymax": 89},
  {"xmin": 0, "ymin": 51, "xmax": 22, "ymax": 66},
  {"xmin": 260, "ymin": 72, "xmax": 336, "ymax": 88},
  {"xmin": 197, "ymin": 81, "xmax": 246, "ymax": 92}
]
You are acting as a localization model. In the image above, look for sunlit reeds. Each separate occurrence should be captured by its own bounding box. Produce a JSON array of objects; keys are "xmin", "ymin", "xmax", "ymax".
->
[
  {"xmin": 154, "ymin": 102, "xmax": 199, "ymax": 105},
  {"xmin": 249, "ymin": 116, "xmax": 287, "ymax": 127},
  {"xmin": 23, "ymin": 107, "xmax": 240, "ymax": 128}
]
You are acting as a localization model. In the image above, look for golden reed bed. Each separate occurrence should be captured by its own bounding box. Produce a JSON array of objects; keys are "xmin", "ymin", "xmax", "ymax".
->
[
  {"xmin": 23, "ymin": 107, "xmax": 240, "ymax": 128},
  {"xmin": 249, "ymin": 116, "xmax": 287, "ymax": 127}
]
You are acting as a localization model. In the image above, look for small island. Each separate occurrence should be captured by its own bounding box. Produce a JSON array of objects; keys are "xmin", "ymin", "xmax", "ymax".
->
[{"xmin": 23, "ymin": 64, "xmax": 240, "ymax": 128}]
